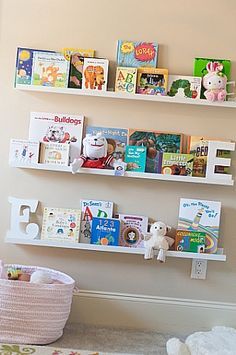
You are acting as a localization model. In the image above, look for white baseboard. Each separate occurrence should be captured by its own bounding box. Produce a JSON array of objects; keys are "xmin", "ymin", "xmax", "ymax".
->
[{"xmin": 69, "ymin": 289, "xmax": 236, "ymax": 334}]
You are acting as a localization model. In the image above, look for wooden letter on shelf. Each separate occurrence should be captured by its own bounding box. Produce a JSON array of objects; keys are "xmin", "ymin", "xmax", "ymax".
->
[
  {"xmin": 205, "ymin": 141, "xmax": 235, "ymax": 183},
  {"xmin": 7, "ymin": 197, "xmax": 39, "ymax": 239}
]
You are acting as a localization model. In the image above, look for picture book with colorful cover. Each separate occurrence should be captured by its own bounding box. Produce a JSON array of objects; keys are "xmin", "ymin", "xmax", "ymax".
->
[
  {"xmin": 61, "ymin": 48, "xmax": 95, "ymax": 61},
  {"xmin": 82, "ymin": 58, "xmax": 109, "ymax": 91},
  {"xmin": 118, "ymin": 214, "xmax": 148, "ymax": 248},
  {"xmin": 32, "ymin": 51, "xmax": 70, "ymax": 88},
  {"xmin": 161, "ymin": 153, "xmax": 194, "ymax": 176},
  {"xmin": 86, "ymin": 126, "xmax": 128, "ymax": 161},
  {"xmin": 91, "ymin": 217, "xmax": 120, "ymax": 246},
  {"xmin": 125, "ymin": 145, "xmax": 147, "ymax": 172},
  {"xmin": 175, "ymin": 230, "xmax": 206, "ymax": 253},
  {"xmin": 9, "ymin": 139, "xmax": 40, "ymax": 165},
  {"xmin": 136, "ymin": 68, "xmax": 168, "ymax": 96},
  {"xmin": 167, "ymin": 75, "xmax": 202, "ymax": 99},
  {"xmin": 41, "ymin": 207, "xmax": 81, "ymax": 243},
  {"xmin": 68, "ymin": 55, "xmax": 84, "ymax": 89},
  {"xmin": 128, "ymin": 129, "xmax": 183, "ymax": 173},
  {"xmin": 29, "ymin": 112, "xmax": 84, "ymax": 163},
  {"xmin": 80, "ymin": 199, "xmax": 113, "ymax": 243},
  {"xmin": 117, "ymin": 40, "xmax": 158, "ymax": 68},
  {"xmin": 115, "ymin": 67, "xmax": 137, "ymax": 94},
  {"xmin": 177, "ymin": 198, "xmax": 221, "ymax": 254},
  {"xmin": 39, "ymin": 142, "xmax": 70, "ymax": 166}
]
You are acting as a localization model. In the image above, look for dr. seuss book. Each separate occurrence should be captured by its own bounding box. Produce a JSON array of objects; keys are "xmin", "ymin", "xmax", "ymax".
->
[
  {"xmin": 128, "ymin": 129, "xmax": 183, "ymax": 173},
  {"xmin": 32, "ymin": 51, "xmax": 70, "ymax": 88},
  {"xmin": 161, "ymin": 153, "xmax": 194, "ymax": 176},
  {"xmin": 125, "ymin": 145, "xmax": 147, "ymax": 172},
  {"xmin": 68, "ymin": 55, "xmax": 84, "ymax": 89},
  {"xmin": 82, "ymin": 58, "xmax": 109, "ymax": 91},
  {"xmin": 41, "ymin": 207, "xmax": 81, "ymax": 243},
  {"xmin": 62, "ymin": 47, "xmax": 95, "ymax": 61},
  {"xmin": 117, "ymin": 40, "xmax": 158, "ymax": 68},
  {"xmin": 118, "ymin": 214, "xmax": 148, "ymax": 248},
  {"xmin": 9, "ymin": 139, "xmax": 40, "ymax": 165},
  {"xmin": 91, "ymin": 217, "xmax": 120, "ymax": 246},
  {"xmin": 136, "ymin": 68, "xmax": 168, "ymax": 96},
  {"xmin": 177, "ymin": 198, "xmax": 221, "ymax": 254},
  {"xmin": 175, "ymin": 230, "xmax": 206, "ymax": 253},
  {"xmin": 115, "ymin": 67, "xmax": 137, "ymax": 94},
  {"xmin": 39, "ymin": 142, "xmax": 70, "ymax": 166},
  {"xmin": 167, "ymin": 75, "xmax": 201, "ymax": 99},
  {"xmin": 80, "ymin": 199, "xmax": 113, "ymax": 243},
  {"xmin": 86, "ymin": 126, "xmax": 128, "ymax": 161},
  {"xmin": 29, "ymin": 112, "xmax": 84, "ymax": 163}
]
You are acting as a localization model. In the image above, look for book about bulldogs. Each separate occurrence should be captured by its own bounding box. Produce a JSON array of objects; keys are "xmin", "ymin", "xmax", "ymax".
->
[
  {"xmin": 29, "ymin": 112, "xmax": 84, "ymax": 163},
  {"xmin": 117, "ymin": 213, "xmax": 148, "ymax": 248},
  {"xmin": 82, "ymin": 58, "xmax": 109, "ymax": 91}
]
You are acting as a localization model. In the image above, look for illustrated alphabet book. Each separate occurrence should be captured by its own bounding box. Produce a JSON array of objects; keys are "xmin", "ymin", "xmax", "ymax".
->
[
  {"xmin": 91, "ymin": 217, "xmax": 120, "ymax": 246},
  {"xmin": 41, "ymin": 207, "xmax": 81, "ymax": 243},
  {"xmin": 39, "ymin": 142, "xmax": 70, "ymax": 166},
  {"xmin": 175, "ymin": 230, "xmax": 206, "ymax": 253},
  {"xmin": 82, "ymin": 58, "xmax": 109, "ymax": 91},
  {"xmin": 136, "ymin": 68, "xmax": 168, "ymax": 96},
  {"xmin": 118, "ymin": 213, "xmax": 148, "ymax": 248},
  {"xmin": 115, "ymin": 67, "xmax": 137, "ymax": 94},
  {"xmin": 177, "ymin": 198, "xmax": 221, "ymax": 254},
  {"xmin": 80, "ymin": 199, "xmax": 113, "ymax": 243},
  {"xmin": 9, "ymin": 139, "xmax": 40, "ymax": 165},
  {"xmin": 167, "ymin": 75, "xmax": 201, "ymax": 99},
  {"xmin": 29, "ymin": 112, "xmax": 84, "ymax": 163},
  {"xmin": 117, "ymin": 40, "xmax": 158, "ymax": 68},
  {"xmin": 161, "ymin": 153, "xmax": 194, "ymax": 176},
  {"xmin": 125, "ymin": 145, "xmax": 147, "ymax": 172}
]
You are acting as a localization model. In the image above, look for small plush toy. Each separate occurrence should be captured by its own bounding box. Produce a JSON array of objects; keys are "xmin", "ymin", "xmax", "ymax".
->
[
  {"xmin": 71, "ymin": 132, "xmax": 115, "ymax": 174},
  {"xmin": 30, "ymin": 270, "xmax": 53, "ymax": 284},
  {"xmin": 143, "ymin": 221, "xmax": 174, "ymax": 262},
  {"xmin": 202, "ymin": 61, "xmax": 227, "ymax": 102}
]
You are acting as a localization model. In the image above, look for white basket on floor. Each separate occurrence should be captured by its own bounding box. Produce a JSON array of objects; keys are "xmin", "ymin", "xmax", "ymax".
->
[{"xmin": 0, "ymin": 264, "xmax": 75, "ymax": 345}]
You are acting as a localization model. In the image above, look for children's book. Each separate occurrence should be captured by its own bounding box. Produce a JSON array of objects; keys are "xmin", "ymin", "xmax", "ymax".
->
[
  {"xmin": 91, "ymin": 217, "xmax": 120, "ymax": 246},
  {"xmin": 29, "ymin": 112, "xmax": 84, "ymax": 164},
  {"xmin": 86, "ymin": 126, "xmax": 128, "ymax": 161},
  {"xmin": 39, "ymin": 142, "xmax": 70, "ymax": 166},
  {"xmin": 115, "ymin": 67, "xmax": 137, "ymax": 94},
  {"xmin": 136, "ymin": 68, "xmax": 168, "ymax": 96},
  {"xmin": 62, "ymin": 47, "xmax": 95, "ymax": 61},
  {"xmin": 80, "ymin": 199, "xmax": 113, "ymax": 243},
  {"xmin": 128, "ymin": 129, "xmax": 183, "ymax": 173},
  {"xmin": 9, "ymin": 139, "xmax": 40, "ymax": 165},
  {"xmin": 32, "ymin": 51, "xmax": 70, "ymax": 88},
  {"xmin": 117, "ymin": 40, "xmax": 158, "ymax": 68},
  {"xmin": 41, "ymin": 207, "xmax": 81, "ymax": 243},
  {"xmin": 177, "ymin": 198, "xmax": 221, "ymax": 254},
  {"xmin": 117, "ymin": 214, "xmax": 148, "ymax": 248},
  {"xmin": 68, "ymin": 55, "xmax": 84, "ymax": 89},
  {"xmin": 125, "ymin": 145, "xmax": 147, "ymax": 172},
  {"xmin": 175, "ymin": 230, "xmax": 206, "ymax": 253},
  {"xmin": 161, "ymin": 153, "xmax": 194, "ymax": 176},
  {"xmin": 82, "ymin": 58, "xmax": 109, "ymax": 91},
  {"xmin": 167, "ymin": 75, "xmax": 201, "ymax": 99}
]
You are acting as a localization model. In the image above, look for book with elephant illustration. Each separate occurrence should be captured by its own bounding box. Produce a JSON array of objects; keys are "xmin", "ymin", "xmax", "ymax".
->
[
  {"xmin": 82, "ymin": 58, "xmax": 109, "ymax": 91},
  {"xmin": 167, "ymin": 75, "xmax": 201, "ymax": 99}
]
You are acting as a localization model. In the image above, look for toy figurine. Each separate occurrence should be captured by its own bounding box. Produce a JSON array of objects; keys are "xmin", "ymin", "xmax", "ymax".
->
[{"xmin": 202, "ymin": 62, "xmax": 227, "ymax": 102}]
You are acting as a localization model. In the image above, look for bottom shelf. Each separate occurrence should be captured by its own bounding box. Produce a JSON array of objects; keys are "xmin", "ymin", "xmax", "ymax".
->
[{"xmin": 5, "ymin": 237, "xmax": 226, "ymax": 261}]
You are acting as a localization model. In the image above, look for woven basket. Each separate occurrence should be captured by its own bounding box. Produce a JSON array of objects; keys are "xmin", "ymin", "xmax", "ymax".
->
[{"xmin": 0, "ymin": 264, "xmax": 75, "ymax": 345}]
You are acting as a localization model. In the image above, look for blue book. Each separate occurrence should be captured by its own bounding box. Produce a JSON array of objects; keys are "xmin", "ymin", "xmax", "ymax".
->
[
  {"xmin": 91, "ymin": 217, "xmax": 120, "ymax": 246},
  {"xmin": 117, "ymin": 40, "xmax": 158, "ymax": 68},
  {"xmin": 125, "ymin": 145, "xmax": 147, "ymax": 172}
]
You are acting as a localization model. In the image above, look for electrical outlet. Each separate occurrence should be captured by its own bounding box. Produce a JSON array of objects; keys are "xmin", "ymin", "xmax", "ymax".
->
[{"xmin": 191, "ymin": 259, "xmax": 208, "ymax": 279}]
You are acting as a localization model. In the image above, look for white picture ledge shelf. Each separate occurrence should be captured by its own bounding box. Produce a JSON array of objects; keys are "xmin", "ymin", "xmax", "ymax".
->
[
  {"xmin": 5, "ymin": 237, "xmax": 226, "ymax": 261},
  {"xmin": 15, "ymin": 84, "xmax": 236, "ymax": 109}
]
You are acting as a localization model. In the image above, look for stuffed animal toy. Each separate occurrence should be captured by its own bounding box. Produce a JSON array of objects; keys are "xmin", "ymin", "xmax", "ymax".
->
[
  {"xmin": 166, "ymin": 326, "xmax": 236, "ymax": 355},
  {"xmin": 71, "ymin": 132, "xmax": 114, "ymax": 174},
  {"xmin": 143, "ymin": 221, "xmax": 174, "ymax": 262},
  {"xmin": 202, "ymin": 62, "xmax": 227, "ymax": 102},
  {"xmin": 30, "ymin": 270, "xmax": 53, "ymax": 284}
]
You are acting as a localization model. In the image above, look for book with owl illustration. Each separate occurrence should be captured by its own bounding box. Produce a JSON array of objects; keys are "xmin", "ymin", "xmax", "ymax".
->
[
  {"xmin": 82, "ymin": 58, "xmax": 109, "ymax": 91},
  {"xmin": 117, "ymin": 214, "xmax": 148, "ymax": 248},
  {"xmin": 117, "ymin": 40, "xmax": 158, "ymax": 68},
  {"xmin": 39, "ymin": 142, "xmax": 70, "ymax": 166},
  {"xmin": 91, "ymin": 217, "xmax": 120, "ymax": 246},
  {"xmin": 115, "ymin": 67, "xmax": 137, "ymax": 94}
]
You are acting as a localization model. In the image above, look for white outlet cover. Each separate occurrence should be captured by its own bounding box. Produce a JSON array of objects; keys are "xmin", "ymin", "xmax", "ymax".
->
[{"xmin": 191, "ymin": 259, "xmax": 208, "ymax": 279}]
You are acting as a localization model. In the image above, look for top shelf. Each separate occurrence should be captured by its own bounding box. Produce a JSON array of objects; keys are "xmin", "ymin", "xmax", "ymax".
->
[{"xmin": 15, "ymin": 84, "xmax": 236, "ymax": 109}]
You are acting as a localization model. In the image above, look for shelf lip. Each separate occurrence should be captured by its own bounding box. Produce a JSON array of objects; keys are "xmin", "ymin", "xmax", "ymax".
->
[
  {"xmin": 9, "ymin": 162, "xmax": 234, "ymax": 186},
  {"xmin": 5, "ymin": 237, "xmax": 226, "ymax": 261},
  {"xmin": 15, "ymin": 84, "xmax": 236, "ymax": 109}
]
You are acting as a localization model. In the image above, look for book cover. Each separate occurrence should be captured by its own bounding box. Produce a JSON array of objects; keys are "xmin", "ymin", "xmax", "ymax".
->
[
  {"xmin": 125, "ymin": 145, "xmax": 147, "ymax": 172},
  {"xmin": 41, "ymin": 207, "xmax": 81, "ymax": 242},
  {"xmin": 115, "ymin": 67, "xmax": 137, "ymax": 94},
  {"xmin": 29, "ymin": 112, "xmax": 84, "ymax": 163},
  {"xmin": 68, "ymin": 55, "xmax": 84, "ymax": 89},
  {"xmin": 167, "ymin": 75, "xmax": 202, "ymax": 99},
  {"xmin": 82, "ymin": 58, "xmax": 109, "ymax": 91},
  {"xmin": 118, "ymin": 214, "xmax": 148, "ymax": 248},
  {"xmin": 62, "ymin": 47, "xmax": 95, "ymax": 61},
  {"xmin": 80, "ymin": 199, "xmax": 113, "ymax": 243},
  {"xmin": 177, "ymin": 198, "xmax": 221, "ymax": 254},
  {"xmin": 32, "ymin": 51, "xmax": 70, "ymax": 88},
  {"xmin": 9, "ymin": 139, "xmax": 40, "ymax": 164},
  {"xmin": 175, "ymin": 230, "xmax": 206, "ymax": 253},
  {"xmin": 86, "ymin": 126, "xmax": 128, "ymax": 161},
  {"xmin": 128, "ymin": 129, "xmax": 183, "ymax": 173},
  {"xmin": 117, "ymin": 40, "xmax": 158, "ymax": 68},
  {"xmin": 91, "ymin": 217, "xmax": 120, "ymax": 246},
  {"xmin": 137, "ymin": 68, "xmax": 168, "ymax": 95},
  {"xmin": 39, "ymin": 142, "xmax": 70, "ymax": 166},
  {"xmin": 161, "ymin": 153, "xmax": 194, "ymax": 176}
]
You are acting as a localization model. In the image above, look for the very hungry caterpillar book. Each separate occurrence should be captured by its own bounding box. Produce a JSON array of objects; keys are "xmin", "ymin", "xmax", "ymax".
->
[
  {"xmin": 167, "ymin": 75, "xmax": 201, "ymax": 99},
  {"xmin": 91, "ymin": 217, "xmax": 120, "ymax": 246},
  {"xmin": 117, "ymin": 40, "xmax": 158, "ymax": 68},
  {"xmin": 117, "ymin": 213, "xmax": 148, "ymax": 248}
]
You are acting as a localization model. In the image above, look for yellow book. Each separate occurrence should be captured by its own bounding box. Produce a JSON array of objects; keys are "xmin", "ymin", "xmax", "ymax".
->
[
  {"xmin": 62, "ymin": 47, "xmax": 95, "ymax": 61},
  {"xmin": 136, "ymin": 68, "xmax": 168, "ymax": 95}
]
